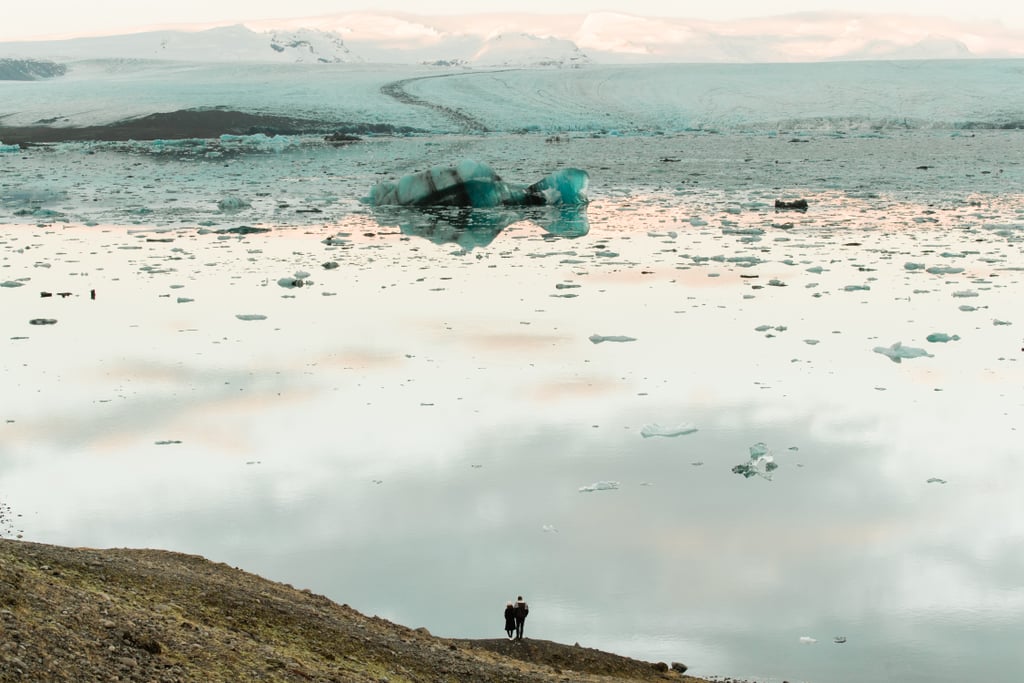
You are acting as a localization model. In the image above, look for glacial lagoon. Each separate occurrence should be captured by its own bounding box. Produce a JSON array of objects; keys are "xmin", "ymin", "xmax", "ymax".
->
[{"xmin": 3, "ymin": 66, "xmax": 1024, "ymax": 682}]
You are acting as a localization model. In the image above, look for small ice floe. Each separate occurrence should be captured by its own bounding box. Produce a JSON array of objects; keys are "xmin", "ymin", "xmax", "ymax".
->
[
  {"xmin": 1, "ymin": 281, "xmax": 24, "ymax": 288},
  {"xmin": 640, "ymin": 423, "xmax": 698, "ymax": 438},
  {"xmin": 993, "ymin": 319, "xmax": 1013, "ymax": 326},
  {"xmin": 235, "ymin": 314, "xmax": 267, "ymax": 321},
  {"xmin": 926, "ymin": 477, "xmax": 948, "ymax": 484},
  {"xmin": 579, "ymin": 480, "xmax": 620, "ymax": 492},
  {"xmin": 589, "ymin": 334, "xmax": 636, "ymax": 344},
  {"xmin": 28, "ymin": 318, "xmax": 57, "ymax": 325},
  {"xmin": 278, "ymin": 271, "xmax": 313, "ymax": 288},
  {"xmin": 799, "ymin": 636, "xmax": 818, "ymax": 644},
  {"xmin": 873, "ymin": 341, "xmax": 934, "ymax": 363},
  {"xmin": 958, "ymin": 305, "xmax": 978, "ymax": 312},
  {"xmin": 843, "ymin": 284, "xmax": 870, "ymax": 291},
  {"xmin": 804, "ymin": 339, "xmax": 820, "ymax": 345},
  {"xmin": 217, "ymin": 196, "xmax": 250, "ymax": 212},
  {"xmin": 176, "ymin": 297, "xmax": 194, "ymax": 304},
  {"xmin": 926, "ymin": 333, "xmax": 960, "ymax": 343},
  {"xmin": 322, "ymin": 261, "xmax": 339, "ymax": 270},
  {"xmin": 926, "ymin": 265, "xmax": 964, "ymax": 275},
  {"xmin": 541, "ymin": 524, "xmax": 559, "ymax": 533},
  {"xmin": 952, "ymin": 290, "xmax": 979, "ymax": 298},
  {"xmin": 732, "ymin": 442, "xmax": 777, "ymax": 480},
  {"xmin": 904, "ymin": 262, "xmax": 925, "ymax": 271}
]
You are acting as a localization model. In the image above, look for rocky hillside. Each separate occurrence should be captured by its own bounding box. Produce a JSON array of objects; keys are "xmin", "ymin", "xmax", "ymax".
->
[{"xmin": 0, "ymin": 539, "xmax": 707, "ymax": 682}]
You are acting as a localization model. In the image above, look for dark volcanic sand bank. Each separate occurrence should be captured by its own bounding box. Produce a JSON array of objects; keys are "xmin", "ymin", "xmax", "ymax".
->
[{"xmin": 0, "ymin": 108, "xmax": 420, "ymax": 145}]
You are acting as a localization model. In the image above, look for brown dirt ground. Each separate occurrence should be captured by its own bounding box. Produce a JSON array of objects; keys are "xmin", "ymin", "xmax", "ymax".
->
[{"xmin": 0, "ymin": 539, "xmax": 711, "ymax": 683}]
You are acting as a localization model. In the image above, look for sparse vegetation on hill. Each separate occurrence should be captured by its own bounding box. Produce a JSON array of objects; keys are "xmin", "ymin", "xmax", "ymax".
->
[{"xmin": 0, "ymin": 539, "xmax": 708, "ymax": 682}]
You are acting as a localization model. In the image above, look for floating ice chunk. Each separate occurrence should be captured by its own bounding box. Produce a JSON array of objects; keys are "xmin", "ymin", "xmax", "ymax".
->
[
  {"xmin": 235, "ymin": 314, "xmax": 267, "ymax": 321},
  {"xmin": 176, "ymin": 297, "xmax": 194, "ymax": 304},
  {"xmin": 993, "ymin": 319, "xmax": 1012, "ymax": 326},
  {"xmin": 958, "ymin": 305, "xmax": 977, "ymax": 312},
  {"xmin": 640, "ymin": 423, "xmax": 698, "ymax": 438},
  {"xmin": 28, "ymin": 318, "xmax": 57, "ymax": 325},
  {"xmin": 926, "ymin": 333, "xmax": 960, "ymax": 343},
  {"xmin": 833, "ymin": 636, "xmax": 847, "ymax": 644},
  {"xmin": 873, "ymin": 341, "xmax": 934, "ymax": 363},
  {"xmin": 804, "ymin": 339, "xmax": 820, "ymax": 345},
  {"xmin": 732, "ymin": 442, "xmax": 778, "ymax": 480},
  {"xmin": 843, "ymin": 284, "xmax": 870, "ymax": 291},
  {"xmin": 525, "ymin": 167, "xmax": 590, "ymax": 205},
  {"xmin": 541, "ymin": 524, "xmax": 559, "ymax": 533},
  {"xmin": 366, "ymin": 159, "xmax": 589, "ymax": 208},
  {"xmin": 589, "ymin": 334, "xmax": 637, "ymax": 344},
  {"xmin": 219, "ymin": 133, "xmax": 294, "ymax": 151},
  {"xmin": 799, "ymin": 636, "xmax": 818, "ymax": 645},
  {"xmin": 1, "ymin": 281, "xmax": 25, "ymax": 288},
  {"xmin": 904, "ymin": 262, "xmax": 925, "ymax": 270},
  {"xmin": 579, "ymin": 480, "xmax": 620, "ymax": 492},
  {"xmin": 217, "ymin": 196, "xmax": 251, "ymax": 212},
  {"xmin": 952, "ymin": 290, "xmax": 978, "ymax": 298},
  {"xmin": 926, "ymin": 266, "xmax": 964, "ymax": 275},
  {"xmin": 926, "ymin": 477, "xmax": 948, "ymax": 484}
]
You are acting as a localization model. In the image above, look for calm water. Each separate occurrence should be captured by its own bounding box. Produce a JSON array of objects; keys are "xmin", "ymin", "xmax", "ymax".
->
[{"xmin": 2, "ymin": 130, "xmax": 1023, "ymax": 683}]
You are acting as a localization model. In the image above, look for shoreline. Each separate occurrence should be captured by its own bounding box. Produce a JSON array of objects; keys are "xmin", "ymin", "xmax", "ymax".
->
[
  {"xmin": 0, "ymin": 108, "xmax": 420, "ymax": 145},
  {"xmin": 0, "ymin": 538, "xmax": 709, "ymax": 682}
]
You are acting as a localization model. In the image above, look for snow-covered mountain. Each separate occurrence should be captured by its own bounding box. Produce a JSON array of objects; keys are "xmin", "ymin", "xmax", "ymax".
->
[
  {"xmin": 2, "ymin": 11, "xmax": 1023, "ymax": 66},
  {"xmin": 0, "ymin": 24, "xmax": 356, "ymax": 64},
  {"xmin": 469, "ymin": 33, "xmax": 590, "ymax": 67}
]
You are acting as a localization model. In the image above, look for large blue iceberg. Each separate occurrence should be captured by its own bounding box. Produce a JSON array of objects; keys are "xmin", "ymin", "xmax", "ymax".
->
[
  {"xmin": 366, "ymin": 159, "xmax": 589, "ymax": 208},
  {"xmin": 364, "ymin": 160, "xmax": 591, "ymax": 247}
]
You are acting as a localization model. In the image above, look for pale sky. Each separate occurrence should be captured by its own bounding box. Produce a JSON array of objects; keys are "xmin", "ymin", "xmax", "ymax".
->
[{"xmin": 3, "ymin": 0, "xmax": 1021, "ymax": 41}]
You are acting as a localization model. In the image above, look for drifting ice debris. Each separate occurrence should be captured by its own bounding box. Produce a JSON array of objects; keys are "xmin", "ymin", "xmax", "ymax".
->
[
  {"xmin": 28, "ymin": 318, "xmax": 57, "ymax": 325},
  {"xmin": 217, "ymin": 196, "xmax": 251, "ymax": 212},
  {"xmin": 579, "ymin": 481, "xmax": 620, "ymax": 492},
  {"xmin": 904, "ymin": 262, "xmax": 925, "ymax": 270},
  {"xmin": 833, "ymin": 636, "xmax": 847, "ymax": 644},
  {"xmin": 1, "ymin": 281, "xmax": 25, "ymax": 288},
  {"xmin": 366, "ymin": 159, "xmax": 589, "ymax": 208},
  {"xmin": 873, "ymin": 341, "xmax": 934, "ymax": 363},
  {"xmin": 0, "ymin": 142, "xmax": 21, "ymax": 153},
  {"xmin": 926, "ymin": 477, "xmax": 948, "ymax": 484},
  {"xmin": 640, "ymin": 423, "xmax": 698, "ymax": 438},
  {"xmin": 235, "ymin": 314, "xmax": 267, "ymax": 321},
  {"xmin": 799, "ymin": 636, "xmax": 817, "ymax": 644},
  {"xmin": 541, "ymin": 524, "xmax": 559, "ymax": 533},
  {"xmin": 775, "ymin": 198, "xmax": 808, "ymax": 212},
  {"xmin": 732, "ymin": 442, "xmax": 778, "ymax": 480},
  {"xmin": 926, "ymin": 333, "xmax": 960, "ymax": 343},
  {"xmin": 589, "ymin": 334, "xmax": 637, "ymax": 344},
  {"xmin": 993, "ymin": 319, "xmax": 1012, "ymax": 326},
  {"xmin": 926, "ymin": 265, "xmax": 964, "ymax": 275},
  {"xmin": 952, "ymin": 290, "xmax": 978, "ymax": 298}
]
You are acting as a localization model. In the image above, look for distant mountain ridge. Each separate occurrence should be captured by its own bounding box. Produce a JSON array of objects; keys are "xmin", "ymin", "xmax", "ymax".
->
[{"xmin": 2, "ymin": 11, "xmax": 1023, "ymax": 65}]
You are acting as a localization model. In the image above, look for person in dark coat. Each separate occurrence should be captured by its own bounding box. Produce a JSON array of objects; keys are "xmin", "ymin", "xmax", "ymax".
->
[
  {"xmin": 513, "ymin": 596, "xmax": 529, "ymax": 641},
  {"xmin": 503, "ymin": 601, "xmax": 516, "ymax": 639}
]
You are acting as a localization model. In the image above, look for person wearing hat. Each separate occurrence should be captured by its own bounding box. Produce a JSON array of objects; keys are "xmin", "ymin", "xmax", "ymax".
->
[{"xmin": 513, "ymin": 596, "xmax": 529, "ymax": 641}]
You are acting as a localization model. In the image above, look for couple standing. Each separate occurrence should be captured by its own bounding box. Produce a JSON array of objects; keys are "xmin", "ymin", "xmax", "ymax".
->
[{"xmin": 503, "ymin": 596, "xmax": 529, "ymax": 641}]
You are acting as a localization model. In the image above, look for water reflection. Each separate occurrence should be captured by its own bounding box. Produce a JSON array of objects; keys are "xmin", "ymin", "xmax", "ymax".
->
[{"xmin": 371, "ymin": 204, "xmax": 589, "ymax": 249}]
